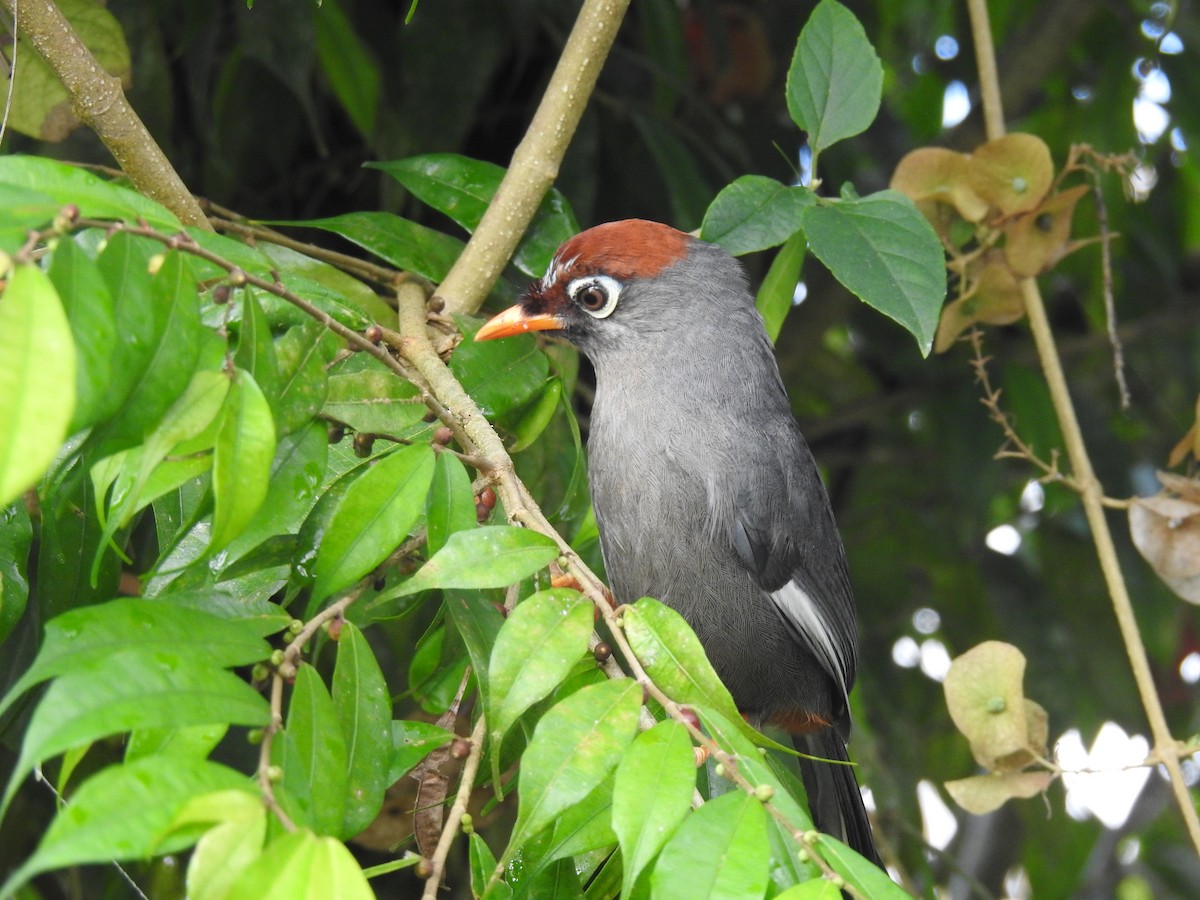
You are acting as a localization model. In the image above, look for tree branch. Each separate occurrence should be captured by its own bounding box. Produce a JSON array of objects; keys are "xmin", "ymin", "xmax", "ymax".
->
[
  {"xmin": 967, "ymin": 0, "xmax": 1200, "ymax": 856},
  {"xmin": 434, "ymin": 0, "xmax": 633, "ymax": 317},
  {"xmin": 1, "ymin": 0, "xmax": 210, "ymax": 228}
]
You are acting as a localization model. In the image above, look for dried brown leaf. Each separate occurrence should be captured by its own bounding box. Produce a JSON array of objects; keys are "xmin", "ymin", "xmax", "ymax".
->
[
  {"xmin": 945, "ymin": 770, "xmax": 1054, "ymax": 815},
  {"xmin": 944, "ymin": 641, "xmax": 1029, "ymax": 768},
  {"xmin": 1129, "ymin": 495, "xmax": 1200, "ymax": 604},
  {"xmin": 968, "ymin": 134, "xmax": 1055, "ymax": 217},
  {"xmin": 891, "ymin": 147, "xmax": 989, "ymax": 222},
  {"xmin": 1004, "ymin": 185, "xmax": 1091, "ymax": 276}
]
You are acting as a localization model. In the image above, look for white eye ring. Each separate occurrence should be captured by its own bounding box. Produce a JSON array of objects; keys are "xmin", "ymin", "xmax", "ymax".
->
[{"xmin": 567, "ymin": 275, "xmax": 622, "ymax": 319}]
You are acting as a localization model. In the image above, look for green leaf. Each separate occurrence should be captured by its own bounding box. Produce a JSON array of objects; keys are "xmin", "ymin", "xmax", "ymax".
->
[
  {"xmin": 425, "ymin": 451, "xmax": 476, "ymax": 556},
  {"xmin": 693, "ymin": 706, "xmax": 815, "ymax": 830},
  {"xmin": 277, "ymin": 665, "xmax": 349, "ymax": 835},
  {"xmin": 0, "ymin": 157, "xmax": 178, "ymax": 229},
  {"xmin": 333, "ymin": 622, "xmax": 393, "ymax": 838},
  {"xmin": 0, "ymin": 500, "xmax": 32, "ymax": 646},
  {"xmin": 275, "ymin": 321, "xmax": 338, "ymax": 436},
  {"xmin": 126, "ymin": 723, "xmax": 228, "ymax": 763},
  {"xmin": 89, "ymin": 245, "xmax": 204, "ymax": 459},
  {"xmin": 700, "ymin": 176, "xmax": 813, "ymax": 255},
  {"xmin": 488, "ymin": 589, "xmax": 593, "ymax": 748},
  {"xmin": 211, "ymin": 370, "xmax": 279, "ymax": 553},
  {"xmin": 35, "ymin": 472, "xmax": 121, "ymax": 616},
  {"xmin": 389, "ymin": 720, "xmax": 455, "ymax": 782},
  {"xmin": 408, "ymin": 622, "xmax": 469, "ymax": 715},
  {"xmin": 536, "ymin": 776, "xmax": 618, "ymax": 867},
  {"xmin": 502, "ymin": 678, "xmax": 642, "ymax": 866},
  {"xmin": 799, "ymin": 192, "xmax": 946, "ymax": 356},
  {"xmin": 0, "ymin": 757, "xmax": 251, "ymax": 898},
  {"xmin": 775, "ymin": 880, "xmax": 853, "ymax": 900},
  {"xmin": 275, "ymin": 211, "xmax": 463, "ymax": 282},
  {"xmin": 650, "ymin": 791, "xmax": 770, "ymax": 900},
  {"xmin": 184, "ymin": 229, "xmax": 279, "ymax": 282},
  {"xmin": 91, "ymin": 369, "xmax": 229, "ymax": 559},
  {"xmin": 510, "ymin": 377, "xmax": 564, "ymax": 453},
  {"xmin": 314, "ymin": 0, "xmax": 381, "ymax": 139},
  {"xmin": 786, "ymin": 0, "xmax": 883, "ymax": 155},
  {"xmin": 311, "ymin": 442, "xmax": 435, "ymax": 603},
  {"xmin": 443, "ymin": 589, "xmax": 506, "ymax": 709},
  {"xmin": 323, "ymin": 354, "xmax": 426, "ymax": 436},
  {"xmin": 155, "ymin": 589, "xmax": 292, "ymax": 636},
  {"xmin": 2, "ymin": 649, "xmax": 269, "ymax": 818},
  {"xmin": 812, "ymin": 833, "xmax": 910, "ymax": 898},
  {"xmin": 369, "ymin": 154, "xmax": 579, "ymax": 277},
  {"xmin": 222, "ymin": 420, "xmax": 329, "ymax": 564},
  {"xmin": 234, "ymin": 289, "xmax": 282, "ymax": 402},
  {"xmin": 613, "ymin": 720, "xmax": 696, "ymax": 897},
  {"xmin": 361, "ymin": 855, "xmax": 424, "ymax": 879},
  {"xmin": 0, "ymin": 597, "xmax": 272, "ymax": 721},
  {"xmin": 222, "ymin": 828, "xmax": 375, "ymax": 900},
  {"xmin": 623, "ymin": 599, "xmax": 741, "ymax": 732},
  {"xmin": 257, "ymin": 242, "xmax": 399, "ymax": 327},
  {"xmin": 471, "ymin": 833, "xmax": 511, "ymax": 900},
  {"xmin": 452, "ymin": 318, "xmax": 550, "ymax": 418},
  {"xmin": 624, "ymin": 600, "xmax": 794, "ymax": 756},
  {"xmin": 48, "ymin": 237, "xmax": 120, "ymax": 432},
  {"xmin": 172, "ymin": 790, "xmax": 268, "ymax": 900},
  {"xmin": 370, "ymin": 526, "xmax": 559, "ymax": 612},
  {"xmin": 0, "ymin": 183, "xmax": 57, "ymax": 252},
  {"xmin": 0, "ymin": 264, "xmax": 76, "ymax": 507},
  {"xmin": 756, "ymin": 231, "xmax": 807, "ymax": 343}
]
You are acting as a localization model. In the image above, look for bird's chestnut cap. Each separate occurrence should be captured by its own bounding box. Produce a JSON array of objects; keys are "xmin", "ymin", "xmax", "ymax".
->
[{"xmin": 475, "ymin": 220, "xmax": 691, "ymax": 342}]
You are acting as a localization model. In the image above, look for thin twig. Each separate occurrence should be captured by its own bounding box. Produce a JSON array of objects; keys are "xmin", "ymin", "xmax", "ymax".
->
[
  {"xmin": 210, "ymin": 213, "xmax": 414, "ymax": 292},
  {"xmin": 256, "ymin": 673, "xmax": 296, "ymax": 831},
  {"xmin": 419, "ymin": 716, "xmax": 487, "ymax": 900}
]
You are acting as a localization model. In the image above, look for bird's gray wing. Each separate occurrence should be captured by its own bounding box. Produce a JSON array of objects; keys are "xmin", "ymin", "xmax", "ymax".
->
[{"xmin": 727, "ymin": 424, "xmax": 858, "ymax": 721}]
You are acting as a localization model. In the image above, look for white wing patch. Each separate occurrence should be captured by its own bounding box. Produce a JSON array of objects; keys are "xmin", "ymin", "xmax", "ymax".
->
[{"xmin": 770, "ymin": 580, "xmax": 851, "ymax": 708}]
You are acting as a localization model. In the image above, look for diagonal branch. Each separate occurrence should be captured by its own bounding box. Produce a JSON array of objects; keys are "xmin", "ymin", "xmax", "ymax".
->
[
  {"xmin": 0, "ymin": 0, "xmax": 209, "ymax": 228},
  {"xmin": 434, "ymin": 0, "xmax": 633, "ymax": 317}
]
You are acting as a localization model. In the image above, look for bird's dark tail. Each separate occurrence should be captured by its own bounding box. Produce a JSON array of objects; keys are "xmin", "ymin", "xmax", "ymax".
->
[{"xmin": 794, "ymin": 729, "xmax": 883, "ymax": 869}]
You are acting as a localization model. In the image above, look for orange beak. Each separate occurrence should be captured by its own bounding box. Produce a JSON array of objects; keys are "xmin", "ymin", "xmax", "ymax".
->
[{"xmin": 474, "ymin": 304, "xmax": 565, "ymax": 342}]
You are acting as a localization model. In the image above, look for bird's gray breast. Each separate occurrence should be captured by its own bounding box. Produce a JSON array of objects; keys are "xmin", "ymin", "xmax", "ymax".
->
[{"xmin": 586, "ymin": 387, "xmax": 831, "ymax": 717}]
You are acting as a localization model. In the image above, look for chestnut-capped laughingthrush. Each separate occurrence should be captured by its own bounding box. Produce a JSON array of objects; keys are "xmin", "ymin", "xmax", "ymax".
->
[{"xmin": 475, "ymin": 219, "xmax": 882, "ymax": 867}]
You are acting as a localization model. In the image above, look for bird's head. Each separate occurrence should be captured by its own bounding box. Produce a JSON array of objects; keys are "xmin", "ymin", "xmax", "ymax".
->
[{"xmin": 474, "ymin": 220, "xmax": 751, "ymax": 358}]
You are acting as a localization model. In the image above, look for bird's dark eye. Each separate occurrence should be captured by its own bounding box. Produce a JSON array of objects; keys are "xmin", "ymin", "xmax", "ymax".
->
[
  {"xmin": 579, "ymin": 285, "xmax": 607, "ymax": 310},
  {"xmin": 567, "ymin": 275, "xmax": 622, "ymax": 319}
]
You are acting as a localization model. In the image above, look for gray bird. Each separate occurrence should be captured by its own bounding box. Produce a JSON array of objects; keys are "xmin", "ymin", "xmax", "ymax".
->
[{"xmin": 475, "ymin": 219, "xmax": 882, "ymax": 868}]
